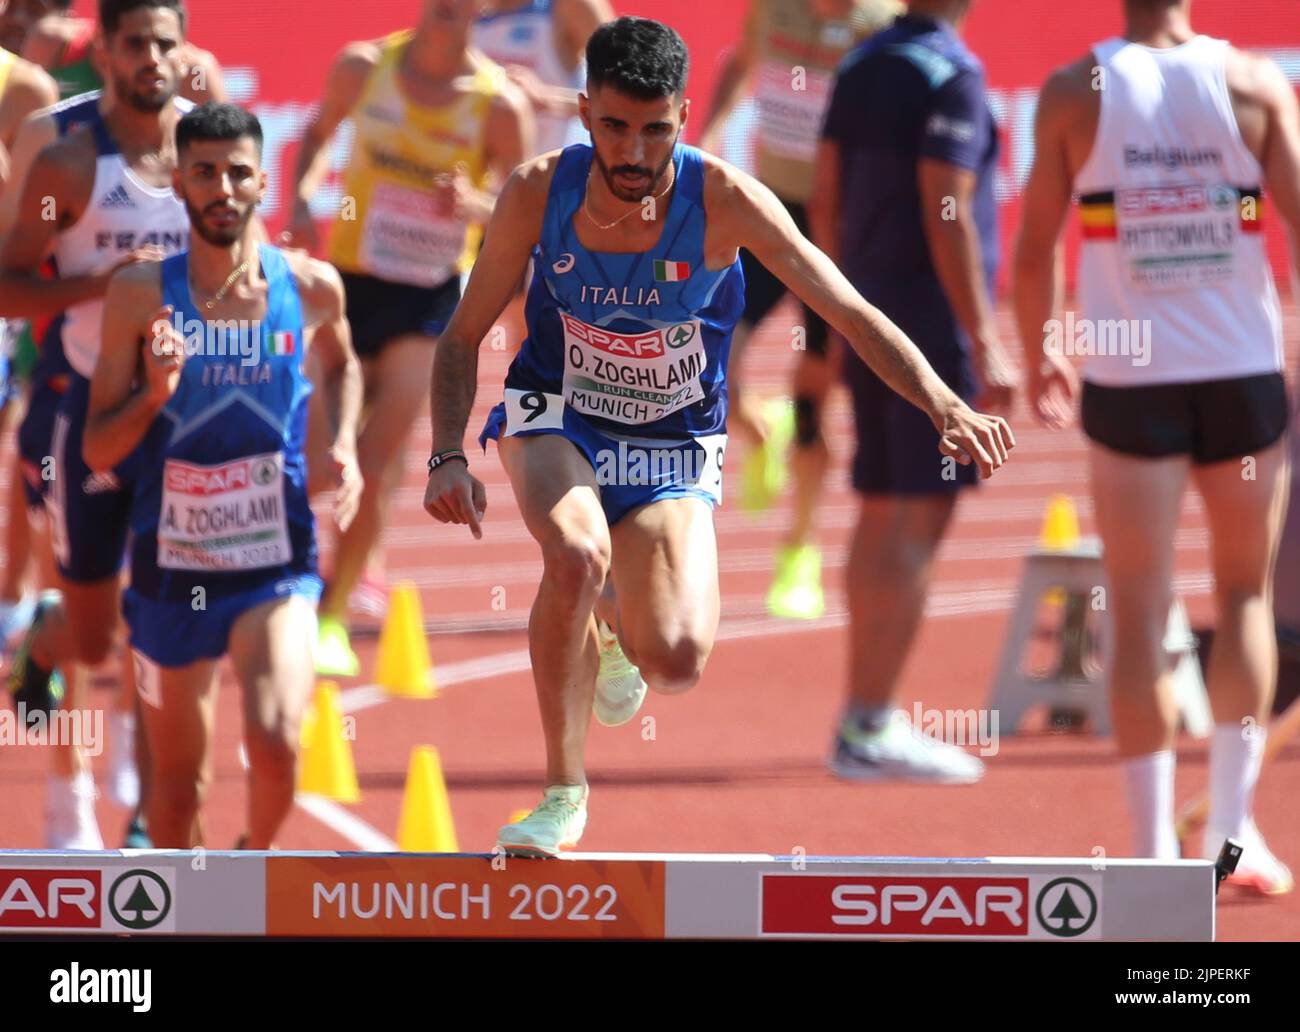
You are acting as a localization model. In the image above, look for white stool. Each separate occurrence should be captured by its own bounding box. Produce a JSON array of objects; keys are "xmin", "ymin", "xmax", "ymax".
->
[{"xmin": 988, "ymin": 537, "xmax": 1211, "ymax": 736}]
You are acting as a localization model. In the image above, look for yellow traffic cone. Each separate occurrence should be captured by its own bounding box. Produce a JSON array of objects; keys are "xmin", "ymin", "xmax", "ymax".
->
[
  {"xmin": 297, "ymin": 681, "xmax": 360, "ymax": 803},
  {"xmin": 376, "ymin": 583, "xmax": 436, "ymax": 698},
  {"xmin": 397, "ymin": 746, "xmax": 458, "ymax": 852},
  {"xmin": 1039, "ymin": 494, "xmax": 1081, "ymax": 552}
]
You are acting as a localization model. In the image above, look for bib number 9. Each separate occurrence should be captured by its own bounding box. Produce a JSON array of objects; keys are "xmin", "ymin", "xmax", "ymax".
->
[{"xmin": 504, "ymin": 389, "xmax": 565, "ymax": 435}]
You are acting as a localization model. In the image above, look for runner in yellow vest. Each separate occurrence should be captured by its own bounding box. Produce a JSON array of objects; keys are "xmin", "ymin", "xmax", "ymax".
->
[
  {"xmin": 699, "ymin": 0, "xmax": 900, "ymax": 620},
  {"xmin": 286, "ymin": 0, "xmax": 532, "ymax": 676}
]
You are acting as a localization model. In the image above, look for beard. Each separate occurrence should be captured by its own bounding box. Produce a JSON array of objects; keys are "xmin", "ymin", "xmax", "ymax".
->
[
  {"xmin": 113, "ymin": 72, "xmax": 177, "ymax": 113},
  {"xmin": 184, "ymin": 195, "xmax": 254, "ymax": 247},
  {"xmin": 592, "ymin": 138, "xmax": 678, "ymax": 204}
]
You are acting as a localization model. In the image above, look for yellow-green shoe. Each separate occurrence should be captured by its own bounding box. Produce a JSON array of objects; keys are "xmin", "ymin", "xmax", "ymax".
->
[
  {"xmin": 739, "ymin": 398, "xmax": 794, "ymax": 514},
  {"xmin": 593, "ymin": 620, "xmax": 647, "ymax": 727},
  {"xmin": 767, "ymin": 544, "xmax": 825, "ymax": 620},
  {"xmin": 496, "ymin": 785, "xmax": 589, "ymax": 858},
  {"xmin": 315, "ymin": 616, "xmax": 360, "ymax": 677}
]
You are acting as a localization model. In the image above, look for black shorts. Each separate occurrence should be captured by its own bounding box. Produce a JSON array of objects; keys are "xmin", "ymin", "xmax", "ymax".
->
[
  {"xmin": 339, "ymin": 271, "xmax": 461, "ymax": 358},
  {"xmin": 1082, "ymin": 372, "xmax": 1289, "ymax": 464},
  {"xmin": 739, "ymin": 196, "xmax": 829, "ymax": 357}
]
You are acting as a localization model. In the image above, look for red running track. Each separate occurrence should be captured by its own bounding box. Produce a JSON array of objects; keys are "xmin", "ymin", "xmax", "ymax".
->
[{"xmin": 1, "ymin": 303, "xmax": 1296, "ymax": 941}]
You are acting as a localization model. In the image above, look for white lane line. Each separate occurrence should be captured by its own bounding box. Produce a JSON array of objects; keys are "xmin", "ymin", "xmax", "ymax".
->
[
  {"xmin": 373, "ymin": 494, "xmax": 1156, "ymax": 549},
  {"xmin": 335, "ymin": 568, "xmax": 1214, "ymax": 712},
  {"xmin": 295, "ymin": 793, "xmax": 399, "ymax": 851},
  {"xmin": 341, "ymin": 527, "xmax": 1213, "ymax": 591}
]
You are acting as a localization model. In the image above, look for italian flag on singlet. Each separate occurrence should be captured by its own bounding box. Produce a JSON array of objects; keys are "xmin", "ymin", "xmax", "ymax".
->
[
  {"xmin": 653, "ymin": 259, "xmax": 690, "ymax": 282},
  {"xmin": 268, "ymin": 330, "xmax": 295, "ymax": 356}
]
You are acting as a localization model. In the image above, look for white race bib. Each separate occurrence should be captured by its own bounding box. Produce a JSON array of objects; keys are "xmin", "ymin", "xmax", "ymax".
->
[
  {"xmin": 694, "ymin": 432, "xmax": 727, "ymax": 505},
  {"xmin": 1115, "ymin": 182, "xmax": 1241, "ymax": 292},
  {"xmin": 158, "ymin": 452, "xmax": 290, "ymax": 572},
  {"xmin": 755, "ymin": 60, "xmax": 833, "ymax": 163},
  {"xmin": 359, "ymin": 182, "xmax": 467, "ymax": 287},
  {"xmin": 560, "ymin": 312, "xmax": 708, "ymax": 426}
]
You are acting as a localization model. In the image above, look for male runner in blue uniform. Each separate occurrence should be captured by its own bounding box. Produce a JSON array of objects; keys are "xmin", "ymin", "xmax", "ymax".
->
[
  {"xmin": 424, "ymin": 17, "xmax": 1014, "ymax": 856},
  {"xmin": 84, "ymin": 103, "xmax": 362, "ymax": 849}
]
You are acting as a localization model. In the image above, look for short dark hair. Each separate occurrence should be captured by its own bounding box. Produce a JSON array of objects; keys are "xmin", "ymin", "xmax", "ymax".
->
[
  {"xmin": 176, "ymin": 102, "xmax": 262, "ymax": 157},
  {"xmin": 99, "ymin": 0, "xmax": 187, "ymax": 37},
  {"xmin": 586, "ymin": 17, "xmax": 689, "ymax": 100}
]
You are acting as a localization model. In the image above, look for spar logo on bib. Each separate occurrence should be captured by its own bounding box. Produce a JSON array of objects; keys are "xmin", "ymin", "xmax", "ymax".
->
[
  {"xmin": 1117, "ymin": 183, "xmax": 1237, "ymax": 217},
  {"xmin": 166, "ymin": 456, "xmax": 259, "ymax": 496},
  {"xmin": 664, "ymin": 323, "xmax": 696, "ymax": 349},
  {"xmin": 250, "ymin": 457, "xmax": 279, "ymax": 486}
]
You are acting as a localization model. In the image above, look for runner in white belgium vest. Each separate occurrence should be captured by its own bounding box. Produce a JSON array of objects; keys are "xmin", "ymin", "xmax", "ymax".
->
[{"xmin": 1014, "ymin": 0, "xmax": 1300, "ymax": 893}]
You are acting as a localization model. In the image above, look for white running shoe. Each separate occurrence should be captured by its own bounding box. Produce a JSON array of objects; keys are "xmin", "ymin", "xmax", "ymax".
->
[
  {"xmin": 593, "ymin": 621, "xmax": 647, "ymax": 728},
  {"xmin": 1205, "ymin": 818, "xmax": 1294, "ymax": 895},
  {"xmin": 107, "ymin": 710, "xmax": 140, "ymax": 809},
  {"xmin": 496, "ymin": 785, "xmax": 589, "ymax": 858},
  {"xmin": 46, "ymin": 772, "xmax": 104, "ymax": 850},
  {"xmin": 830, "ymin": 710, "xmax": 986, "ymax": 784}
]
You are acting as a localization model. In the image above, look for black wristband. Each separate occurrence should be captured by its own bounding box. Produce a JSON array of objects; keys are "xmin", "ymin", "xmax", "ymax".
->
[{"xmin": 427, "ymin": 449, "xmax": 468, "ymax": 474}]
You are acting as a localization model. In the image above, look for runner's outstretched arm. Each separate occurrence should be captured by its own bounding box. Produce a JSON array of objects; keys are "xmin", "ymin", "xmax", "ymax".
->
[
  {"xmin": 282, "ymin": 43, "xmax": 374, "ymax": 252},
  {"xmin": 0, "ymin": 59, "xmax": 58, "ymax": 150},
  {"xmin": 292, "ymin": 255, "xmax": 364, "ymax": 531},
  {"xmin": 1249, "ymin": 53, "xmax": 1300, "ymax": 297},
  {"xmin": 423, "ymin": 160, "xmax": 548, "ymax": 535},
  {"xmin": 696, "ymin": 1, "xmax": 758, "ymax": 153},
  {"xmin": 0, "ymin": 111, "xmax": 56, "ymax": 238},
  {"xmin": 710, "ymin": 159, "xmax": 1015, "ymax": 477},
  {"xmin": 1012, "ymin": 65, "xmax": 1081, "ymax": 428}
]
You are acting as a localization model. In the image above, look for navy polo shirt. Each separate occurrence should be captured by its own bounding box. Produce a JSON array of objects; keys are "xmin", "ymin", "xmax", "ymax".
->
[{"xmin": 822, "ymin": 11, "xmax": 999, "ymax": 344}]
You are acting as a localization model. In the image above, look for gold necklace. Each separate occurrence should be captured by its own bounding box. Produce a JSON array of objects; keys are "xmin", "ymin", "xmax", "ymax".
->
[
  {"xmin": 583, "ymin": 160, "xmax": 676, "ymax": 231},
  {"xmin": 194, "ymin": 259, "xmax": 251, "ymax": 311}
]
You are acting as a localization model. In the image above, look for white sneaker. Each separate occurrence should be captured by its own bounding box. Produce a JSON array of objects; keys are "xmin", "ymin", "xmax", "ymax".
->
[
  {"xmin": 1205, "ymin": 818, "xmax": 1293, "ymax": 895},
  {"xmin": 107, "ymin": 710, "xmax": 140, "ymax": 809},
  {"xmin": 46, "ymin": 772, "xmax": 104, "ymax": 850},
  {"xmin": 593, "ymin": 621, "xmax": 646, "ymax": 728},
  {"xmin": 496, "ymin": 785, "xmax": 589, "ymax": 858},
  {"xmin": 830, "ymin": 710, "xmax": 986, "ymax": 784}
]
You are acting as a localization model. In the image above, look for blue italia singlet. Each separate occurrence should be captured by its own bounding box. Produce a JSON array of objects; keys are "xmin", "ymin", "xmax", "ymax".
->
[
  {"xmin": 127, "ymin": 244, "xmax": 317, "ymax": 602},
  {"xmin": 501, "ymin": 142, "xmax": 745, "ymax": 438}
]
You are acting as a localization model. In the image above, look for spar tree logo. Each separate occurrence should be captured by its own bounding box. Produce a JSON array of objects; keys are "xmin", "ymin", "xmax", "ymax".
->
[
  {"xmin": 108, "ymin": 869, "xmax": 172, "ymax": 930},
  {"xmin": 1035, "ymin": 877, "xmax": 1097, "ymax": 938}
]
